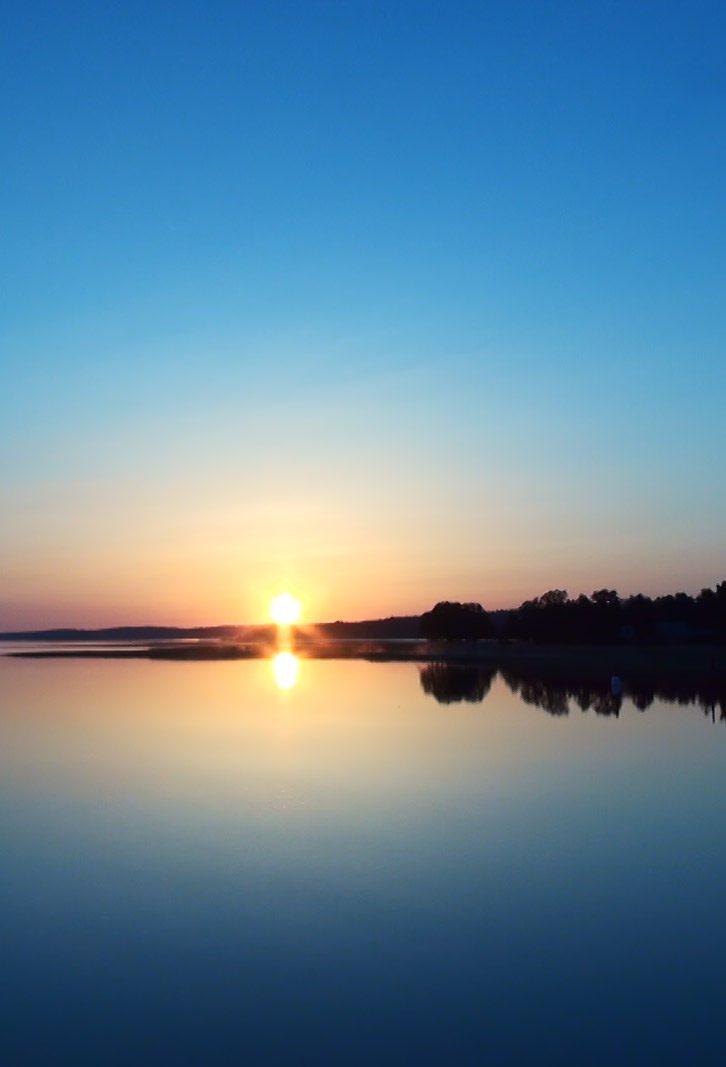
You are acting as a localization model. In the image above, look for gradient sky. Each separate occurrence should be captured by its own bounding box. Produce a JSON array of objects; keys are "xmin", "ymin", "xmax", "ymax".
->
[{"xmin": 2, "ymin": 0, "xmax": 724, "ymax": 628}]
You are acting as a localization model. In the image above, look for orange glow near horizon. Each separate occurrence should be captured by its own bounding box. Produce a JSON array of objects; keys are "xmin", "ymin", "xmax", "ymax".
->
[{"xmin": 4, "ymin": 524, "xmax": 718, "ymax": 632}]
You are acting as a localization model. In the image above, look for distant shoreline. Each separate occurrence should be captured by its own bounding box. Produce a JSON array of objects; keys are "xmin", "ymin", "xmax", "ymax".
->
[{"xmin": 6, "ymin": 639, "xmax": 726, "ymax": 680}]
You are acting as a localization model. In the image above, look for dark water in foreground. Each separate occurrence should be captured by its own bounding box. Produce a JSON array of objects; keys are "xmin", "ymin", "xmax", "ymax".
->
[{"xmin": 1, "ymin": 653, "xmax": 725, "ymax": 1066}]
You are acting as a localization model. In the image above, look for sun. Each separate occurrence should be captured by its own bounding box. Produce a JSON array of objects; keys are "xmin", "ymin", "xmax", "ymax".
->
[{"xmin": 270, "ymin": 592, "xmax": 302, "ymax": 626}]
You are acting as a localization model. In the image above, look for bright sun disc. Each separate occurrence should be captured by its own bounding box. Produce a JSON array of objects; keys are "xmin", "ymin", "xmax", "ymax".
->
[{"xmin": 270, "ymin": 592, "xmax": 302, "ymax": 626}]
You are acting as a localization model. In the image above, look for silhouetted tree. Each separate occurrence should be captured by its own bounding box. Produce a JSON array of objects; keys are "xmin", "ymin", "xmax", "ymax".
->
[
  {"xmin": 506, "ymin": 579, "xmax": 726, "ymax": 645},
  {"xmin": 622, "ymin": 594, "xmax": 656, "ymax": 641},
  {"xmin": 420, "ymin": 601, "xmax": 490, "ymax": 641},
  {"xmin": 587, "ymin": 589, "xmax": 621, "ymax": 641},
  {"xmin": 444, "ymin": 579, "xmax": 726, "ymax": 646}
]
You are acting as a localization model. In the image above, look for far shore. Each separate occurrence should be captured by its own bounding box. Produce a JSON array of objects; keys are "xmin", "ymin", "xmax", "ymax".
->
[{"xmin": 7, "ymin": 638, "xmax": 726, "ymax": 682}]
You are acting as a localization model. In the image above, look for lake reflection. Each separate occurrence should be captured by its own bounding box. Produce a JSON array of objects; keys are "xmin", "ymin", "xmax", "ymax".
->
[
  {"xmin": 419, "ymin": 659, "xmax": 726, "ymax": 721},
  {"xmin": 419, "ymin": 661, "xmax": 496, "ymax": 704},
  {"xmin": 271, "ymin": 650, "xmax": 300, "ymax": 690},
  {"xmin": 2, "ymin": 655, "xmax": 726, "ymax": 1066}
]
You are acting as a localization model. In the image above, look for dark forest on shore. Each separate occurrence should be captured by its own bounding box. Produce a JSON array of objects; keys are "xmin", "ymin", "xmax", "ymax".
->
[{"xmin": 421, "ymin": 580, "xmax": 726, "ymax": 644}]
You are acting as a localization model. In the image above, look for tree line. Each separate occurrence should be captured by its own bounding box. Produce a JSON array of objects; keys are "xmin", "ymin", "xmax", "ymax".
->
[{"xmin": 420, "ymin": 580, "xmax": 726, "ymax": 643}]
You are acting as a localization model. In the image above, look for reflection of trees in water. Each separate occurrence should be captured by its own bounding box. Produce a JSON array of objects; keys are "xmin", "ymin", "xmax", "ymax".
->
[
  {"xmin": 509, "ymin": 677, "xmax": 568, "ymax": 716},
  {"xmin": 419, "ymin": 663, "xmax": 496, "ymax": 704},
  {"xmin": 417, "ymin": 660, "xmax": 726, "ymax": 719},
  {"xmin": 501, "ymin": 672, "xmax": 621, "ymax": 717},
  {"xmin": 500, "ymin": 668, "xmax": 726, "ymax": 721},
  {"xmin": 638, "ymin": 677, "xmax": 726, "ymax": 722}
]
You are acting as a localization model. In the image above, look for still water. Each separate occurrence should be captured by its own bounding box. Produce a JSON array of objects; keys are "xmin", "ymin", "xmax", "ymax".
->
[{"xmin": 1, "ymin": 653, "xmax": 725, "ymax": 1065}]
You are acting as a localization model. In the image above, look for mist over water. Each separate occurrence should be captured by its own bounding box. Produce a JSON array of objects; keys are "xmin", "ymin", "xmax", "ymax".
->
[{"xmin": 2, "ymin": 655, "xmax": 726, "ymax": 1066}]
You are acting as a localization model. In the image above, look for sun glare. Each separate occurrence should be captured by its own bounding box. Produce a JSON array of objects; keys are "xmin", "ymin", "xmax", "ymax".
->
[
  {"xmin": 270, "ymin": 592, "xmax": 302, "ymax": 626},
  {"xmin": 272, "ymin": 652, "xmax": 300, "ymax": 690}
]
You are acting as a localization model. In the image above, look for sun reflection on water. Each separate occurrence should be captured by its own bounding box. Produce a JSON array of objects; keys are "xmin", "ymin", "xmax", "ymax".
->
[{"xmin": 272, "ymin": 652, "xmax": 300, "ymax": 691}]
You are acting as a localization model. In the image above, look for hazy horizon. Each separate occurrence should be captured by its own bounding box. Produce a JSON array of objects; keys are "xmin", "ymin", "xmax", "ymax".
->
[{"xmin": 3, "ymin": 574, "xmax": 726, "ymax": 633}]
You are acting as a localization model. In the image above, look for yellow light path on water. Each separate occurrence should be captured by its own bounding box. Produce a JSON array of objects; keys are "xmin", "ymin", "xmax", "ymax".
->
[{"xmin": 272, "ymin": 652, "xmax": 299, "ymax": 690}]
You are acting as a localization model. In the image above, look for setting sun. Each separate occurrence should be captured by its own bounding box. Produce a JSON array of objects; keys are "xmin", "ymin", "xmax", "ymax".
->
[{"xmin": 270, "ymin": 592, "xmax": 302, "ymax": 626}]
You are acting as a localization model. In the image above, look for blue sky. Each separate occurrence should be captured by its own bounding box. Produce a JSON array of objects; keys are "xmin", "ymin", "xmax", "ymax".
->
[{"xmin": 1, "ymin": 1, "xmax": 724, "ymax": 627}]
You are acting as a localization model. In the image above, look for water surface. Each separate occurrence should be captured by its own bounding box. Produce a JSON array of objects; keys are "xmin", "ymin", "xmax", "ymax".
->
[{"xmin": 1, "ymin": 654, "xmax": 725, "ymax": 1065}]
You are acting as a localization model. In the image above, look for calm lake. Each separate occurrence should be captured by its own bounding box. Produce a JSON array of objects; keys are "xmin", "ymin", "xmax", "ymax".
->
[{"xmin": 2, "ymin": 652, "xmax": 725, "ymax": 1065}]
